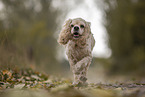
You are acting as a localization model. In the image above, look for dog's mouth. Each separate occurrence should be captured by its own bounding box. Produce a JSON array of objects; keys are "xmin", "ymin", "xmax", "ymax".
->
[{"xmin": 73, "ymin": 32, "xmax": 80, "ymax": 39}]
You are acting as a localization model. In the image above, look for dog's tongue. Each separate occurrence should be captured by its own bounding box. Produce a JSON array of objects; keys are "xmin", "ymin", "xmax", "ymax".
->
[
  {"xmin": 74, "ymin": 35, "xmax": 79, "ymax": 38},
  {"xmin": 74, "ymin": 35, "xmax": 79, "ymax": 36}
]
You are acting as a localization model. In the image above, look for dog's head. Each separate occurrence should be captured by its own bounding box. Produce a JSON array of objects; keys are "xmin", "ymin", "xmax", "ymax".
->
[
  {"xmin": 70, "ymin": 18, "xmax": 86, "ymax": 39},
  {"xmin": 62, "ymin": 18, "xmax": 91, "ymax": 40},
  {"xmin": 70, "ymin": 18, "xmax": 91, "ymax": 39}
]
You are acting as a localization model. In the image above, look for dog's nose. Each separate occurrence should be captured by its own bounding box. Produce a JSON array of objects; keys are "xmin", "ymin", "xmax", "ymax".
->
[{"xmin": 74, "ymin": 26, "xmax": 79, "ymax": 31}]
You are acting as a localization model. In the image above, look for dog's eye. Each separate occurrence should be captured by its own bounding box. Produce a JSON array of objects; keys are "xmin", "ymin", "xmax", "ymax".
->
[
  {"xmin": 71, "ymin": 24, "xmax": 74, "ymax": 27},
  {"xmin": 80, "ymin": 25, "xmax": 84, "ymax": 28}
]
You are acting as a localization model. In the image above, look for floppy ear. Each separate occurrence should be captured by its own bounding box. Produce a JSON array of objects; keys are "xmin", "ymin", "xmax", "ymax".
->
[
  {"xmin": 87, "ymin": 22, "xmax": 91, "ymax": 27},
  {"xmin": 84, "ymin": 21, "xmax": 91, "ymax": 38},
  {"xmin": 58, "ymin": 19, "xmax": 72, "ymax": 45},
  {"xmin": 86, "ymin": 22, "xmax": 91, "ymax": 32}
]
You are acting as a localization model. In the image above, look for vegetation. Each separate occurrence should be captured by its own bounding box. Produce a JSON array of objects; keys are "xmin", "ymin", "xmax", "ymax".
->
[
  {"xmin": 0, "ymin": 0, "xmax": 63, "ymax": 72},
  {"xmin": 104, "ymin": 0, "xmax": 145, "ymax": 75}
]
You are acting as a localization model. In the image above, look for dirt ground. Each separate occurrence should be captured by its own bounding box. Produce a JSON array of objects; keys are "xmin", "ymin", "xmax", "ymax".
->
[{"xmin": 0, "ymin": 69, "xmax": 145, "ymax": 97}]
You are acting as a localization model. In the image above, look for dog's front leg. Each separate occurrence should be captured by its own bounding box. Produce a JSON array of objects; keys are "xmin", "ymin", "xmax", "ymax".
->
[{"xmin": 71, "ymin": 56, "xmax": 92, "ymax": 85}]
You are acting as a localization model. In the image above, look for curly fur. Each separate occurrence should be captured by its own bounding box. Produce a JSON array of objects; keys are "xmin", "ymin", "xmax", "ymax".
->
[{"xmin": 58, "ymin": 18, "xmax": 95, "ymax": 85}]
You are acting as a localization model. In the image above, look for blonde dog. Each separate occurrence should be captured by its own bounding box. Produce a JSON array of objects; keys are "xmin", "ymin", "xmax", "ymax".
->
[{"xmin": 58, "ymin": 18, "xmax": 95, "ymax": 85}]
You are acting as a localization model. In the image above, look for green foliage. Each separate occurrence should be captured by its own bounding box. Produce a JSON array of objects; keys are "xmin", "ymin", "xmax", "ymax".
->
[
  {"xmin": 0, "ymin": 0, "xmax": 63, "ymax": 72},
  {"xmin": 105, "ymin": 0, "xmax": 145, "ymax": 75}
]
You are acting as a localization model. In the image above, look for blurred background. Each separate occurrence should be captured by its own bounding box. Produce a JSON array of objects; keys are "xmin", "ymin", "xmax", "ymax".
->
[{"xmin": 0, "ymin": 0, "xmax": 145, "ymax": 82}]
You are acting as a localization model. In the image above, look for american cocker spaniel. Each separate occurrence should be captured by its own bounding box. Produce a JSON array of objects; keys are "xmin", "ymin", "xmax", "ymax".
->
[{"xmin": 58, "ymin": 18, "xmax": 95, "ymax": 85}]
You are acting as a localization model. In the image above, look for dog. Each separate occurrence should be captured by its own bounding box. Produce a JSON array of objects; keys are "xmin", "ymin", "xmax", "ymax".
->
[{"xmin": 58, "ymin": 18, "xmax": 95, "ymax": 85}]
